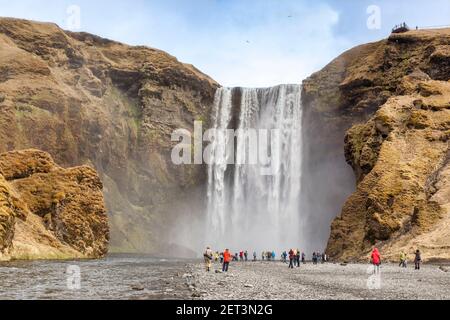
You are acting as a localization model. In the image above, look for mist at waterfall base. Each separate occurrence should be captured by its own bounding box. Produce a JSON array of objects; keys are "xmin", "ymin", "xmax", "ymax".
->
[
  {"xmin": 205, "ymin": 85, "xmax": 307, "ymax": 254},
  {"xmin": 170, "ymin": 84, "xmax": 355, "ymax": 258}
]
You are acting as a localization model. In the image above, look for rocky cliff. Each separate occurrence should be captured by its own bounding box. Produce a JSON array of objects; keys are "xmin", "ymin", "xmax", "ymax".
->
[
  {"xmin": 0, "ymin": 18, "xmax": 218, "ymax": 255},
  {"xmin": 2, "ymin": 17, "xmax": 449, "ymax": 261},
  {"xmin": 0, "ymin": 149, "xmax": 108, "ymax": 260},
  {"xmin": 303, "ymin": 29, "xmax": 450, "ymax": 261}
]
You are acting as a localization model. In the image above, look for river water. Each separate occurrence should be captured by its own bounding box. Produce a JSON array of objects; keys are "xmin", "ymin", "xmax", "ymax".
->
[{"xmin": 0, "ymin": 254, "xmax": 194, "ymax": 300}]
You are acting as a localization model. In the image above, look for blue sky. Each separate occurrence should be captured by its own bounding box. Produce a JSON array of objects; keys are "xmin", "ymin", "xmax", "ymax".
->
[{"xmin": 0, "ymin": 0, "xmax": 449, "ymax": 87}]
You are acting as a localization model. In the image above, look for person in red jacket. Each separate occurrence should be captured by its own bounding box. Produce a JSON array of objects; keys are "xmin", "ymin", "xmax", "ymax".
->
[
  {"xmin": 371, "ymin": 248, "xmax": 381, "ymax": 274},
  {"xmin": 222, "ymin": 249, "xmax": 232, "ymax": 272},
  {"xmin": 288, "ymin": 249, "xmax": 295, "ymax": 269}
]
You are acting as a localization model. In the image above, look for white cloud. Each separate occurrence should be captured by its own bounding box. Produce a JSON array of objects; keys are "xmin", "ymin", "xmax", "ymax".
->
[
  {"xmin": 159, "ymin": 3, "xmax": 350, "ymax": 87},
  {"xmin": 0, "ymin": 0, "xmax": 350, "ymax": 87}
]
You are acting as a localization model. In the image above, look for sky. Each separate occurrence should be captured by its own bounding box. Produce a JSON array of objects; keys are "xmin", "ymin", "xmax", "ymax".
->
[{"xmin": 0, "ymin": 0, "xmax": 449, "ymax": 87}]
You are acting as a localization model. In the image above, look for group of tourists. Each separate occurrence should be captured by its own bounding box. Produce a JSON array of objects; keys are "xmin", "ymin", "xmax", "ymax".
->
[
  {"xmin": 312, "ymin": 251, "xmax": 327, "ymax": 264},
  {"xmin": 286, "ymin": 249, "xmax": 301, "ymax": 268},
  {"xmin": 203, "ymin": 248, "xmax": 249, "ymax": 272},
  {"xmin": 398, "ymin": 250, "xmax": 422, "ymax": 270},
  {"xmin": 203, "ymin": 247, "xmax": 324, "ymax": 272},
  {"xmin": 370, "ymin": 247, "xmax": 423, "ymax": 273},
  {"xmin": 280, "ymin": 249, "xmax": 308, "ymax": 267},
  {"xmin": 204, "ymin": 246, "xmax": 425, "ymax": 273},
  {"xmin": 262, "ymin": 251, "xmax": 276, "ymax": 261}
]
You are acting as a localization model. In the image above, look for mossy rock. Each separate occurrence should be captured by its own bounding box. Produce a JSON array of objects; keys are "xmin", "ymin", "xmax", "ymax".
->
[{"xmin": 407, "ymin": 111, "xmax": 429, "ymax": 129}]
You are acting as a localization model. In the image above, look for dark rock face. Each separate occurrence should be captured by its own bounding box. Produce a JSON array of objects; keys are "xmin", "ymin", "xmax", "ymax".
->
[
  {"xmin": 302, "ymin": 28, "xmax": 450, "ymax": 261},
  {"xmin": 0, "ymin": 18, "xmax": 219, "ymax": 254}
]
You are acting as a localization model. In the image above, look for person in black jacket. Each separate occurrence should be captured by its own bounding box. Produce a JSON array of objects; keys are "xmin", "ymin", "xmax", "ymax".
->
[
  {"xmin": 296, "ymin": 250, "xmax": 301, "ymax": 267},
  {"xmin": 414, "ymin": 250, "xmax": 422, "ymax": 270}
]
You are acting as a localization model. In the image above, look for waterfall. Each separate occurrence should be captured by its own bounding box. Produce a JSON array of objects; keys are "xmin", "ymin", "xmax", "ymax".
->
[{"xmin": 206, "ymin": 84, "xmax": 304, "ymax": 253}]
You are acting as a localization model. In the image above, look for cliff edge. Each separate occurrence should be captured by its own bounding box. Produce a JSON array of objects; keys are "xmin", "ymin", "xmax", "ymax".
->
[
  {"xmin": 303, "ymin": 28, "xmax": 450, "ymax": 261},
  {"xmin": 0, "ymin": 18, "xmax": 219, "ymax": 255}
]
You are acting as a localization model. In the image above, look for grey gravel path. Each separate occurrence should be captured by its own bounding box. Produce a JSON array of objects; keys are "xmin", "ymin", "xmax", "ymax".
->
[{"xmin": 182, "ymin": 261, "xmax": 450, "ymax": 300}]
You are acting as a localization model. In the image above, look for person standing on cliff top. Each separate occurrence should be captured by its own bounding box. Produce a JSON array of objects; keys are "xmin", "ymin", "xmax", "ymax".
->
[
  {"xmin": 371, "ymin": 248, "xmax": 381, "ymax": 274},
  {"xmin": 244, "ymin": 250, "xmax": 248, "ymax": 262},
  {"xmin": 222, "ymin": 249, "xmax": 231, "ymax": 272},
  {"xmin": 203, "ymin": 246, "xmax": 213, "ymax": 272},
  {"xmin": 296, "ymin": 249, "xmax": 301, "ymax": 267},
  {"xmin": 253, "ymin": 251, "xmax": 257, "ymax": 261}
]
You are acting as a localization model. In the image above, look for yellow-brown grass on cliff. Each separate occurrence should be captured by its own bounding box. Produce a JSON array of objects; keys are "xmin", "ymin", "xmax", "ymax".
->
[
  {"xmin": 0, "ymin": 149, "xmax": 55, "ymax": 180},
  {"xmin": 0, "ymin": 149, "xmax": 109, "ymax": 261},
  {"xmin": 327, "ymin": 77, "xmax": 450, "ymax": 262},
  {"xmin": 0, "ymin": 174, "xmax": 16, "ymax": 253},
  {"xmin": 11, "ymin": 164, "xmax": 108, "ymax": 257}
]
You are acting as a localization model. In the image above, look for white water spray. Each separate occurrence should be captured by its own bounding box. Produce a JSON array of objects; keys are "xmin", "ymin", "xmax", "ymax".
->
[{"xmin": 206, "ymin": 84, "xmax": 304, "ymax": 253}]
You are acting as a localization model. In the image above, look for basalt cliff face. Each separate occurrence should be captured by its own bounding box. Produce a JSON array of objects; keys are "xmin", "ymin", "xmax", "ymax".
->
[
  {"xmin": 303, "ymin": 29, "xmax": 450, "ymax": 261},
  {"xmin": 0, "ymin": 149, "xmax": 108, "ymax": 260},
  {"xmin": 0, "ymin": 18, "xmax": 218, "ymax": 255},
  {"xmin": 2, "ymin": 17, "xmax": 449, "ymax": 261}
]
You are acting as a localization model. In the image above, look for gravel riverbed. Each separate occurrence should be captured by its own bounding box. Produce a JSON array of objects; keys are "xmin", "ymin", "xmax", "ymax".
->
[
  {"xmin": 1, "ymin": 256, "xmax": 448, "ymax": 300},
  {"xmin": 181, "ymin": 261, "xmax": 450, "ymax": 300}
]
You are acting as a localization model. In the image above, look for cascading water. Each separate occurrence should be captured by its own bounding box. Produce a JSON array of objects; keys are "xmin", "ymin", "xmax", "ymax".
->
[{"xmin": 206, "ymin": 84, "xmax": 304, "ymax": 253}]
